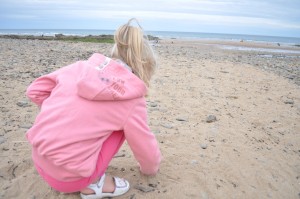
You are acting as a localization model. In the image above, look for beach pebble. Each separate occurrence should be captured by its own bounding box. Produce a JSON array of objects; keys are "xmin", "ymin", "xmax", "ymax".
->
[
  {"xmin": 201, "ymin": 192, "xmax": 209, "ymax": 199},
  {"xmin": 16, "ymin": 100, "xmax": 31, "ymax": 107},
  {"xmin": 31, "ymin": 72, "xmax": 42, "ymax": 78},
  {"xmin": 191, "ymin": 160, "xmax": 198, "ymax": 164},
  {"xmin": 148, "ymin": 183, "xmax": 157, "ymax": 188},
  {"xmin": 0, "ymin": 136, "xmax": 6, "ymax": 145},
  {"xmin": 161, "ymin": 123, "xmax": 173, "ymax": 129},
  {"xmin": 134, "ymin": 185, "xmax": 155, "ymax": 192},
  {"xmin": 176, "ymin": 117, "xmax": 188, "ymax": 121},
  {"xmin": 152, "ymin": 129, "xmax": 161, "ymax": 134},
  {"xmin": 206, "ymin": 115, "xmax": 217, "ymax": 123},
  {"xmin": 19, "ymin": 124, "xmax": 32, "ymax": 129},
  {"xmin": 149, "ymin": 102, "xmax": 158, "ymax": 107},
  {"xmin": 284, "ymin": 99, "xmax": 294, "ymax": 104},
  {"xmin": 220, "ymin": 70, "xmax": 229, "ymax": 73},
  {"xmin": 200, "ymin": 143, "xmax": 208, "ymax": 149}
]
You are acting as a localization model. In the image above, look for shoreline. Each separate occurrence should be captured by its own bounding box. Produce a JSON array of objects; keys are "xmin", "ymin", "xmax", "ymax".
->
[
  {"xmin": 1, "ymin": 33, "xmax": 300, "ymax": 46},
  {"xmin": 1, "ymin": 29, "xmax": 300, "ymax": 45},
  {"xmin": 160, "ymin": 38, "xmax": 300, "ymax": 50}
]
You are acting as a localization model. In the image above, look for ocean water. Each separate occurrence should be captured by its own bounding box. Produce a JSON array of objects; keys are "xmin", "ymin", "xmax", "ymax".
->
[
  {"xmin": 218, "ymin": 45, "xmax": 300, "ymax": 54},
  {"xmin": 0, "ymin": 29, "xmax": 300, "ymax": 44}
]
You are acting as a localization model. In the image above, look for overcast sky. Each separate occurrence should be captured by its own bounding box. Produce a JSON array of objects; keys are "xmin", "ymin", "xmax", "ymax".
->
[{"xmin": 0, "ymin": 0, "xmax": 299, "ymax": 37}]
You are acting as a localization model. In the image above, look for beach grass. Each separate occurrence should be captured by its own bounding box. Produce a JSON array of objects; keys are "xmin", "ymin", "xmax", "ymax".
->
[
  {"xmin": 0, "ymin": 34, "xmax": 158, "ymax": 44},
  {"xmin": 57, "ymin": 37, "xmax": 114, "ymax": 43},
  {"xmin": 0, "ymin": 34, "xmax": 115, "ymax": 43}
]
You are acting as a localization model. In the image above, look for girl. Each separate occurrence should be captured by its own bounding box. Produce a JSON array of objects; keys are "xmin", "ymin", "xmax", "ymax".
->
[{"xmin": 26, "ymin": 18, "xmax": 162, "ymax": 199}]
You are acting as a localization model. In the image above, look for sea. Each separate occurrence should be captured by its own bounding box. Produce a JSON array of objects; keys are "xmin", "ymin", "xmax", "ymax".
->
[{"xmin": 1, "ymin": 29, "xmax": 300, "ymax": 45}]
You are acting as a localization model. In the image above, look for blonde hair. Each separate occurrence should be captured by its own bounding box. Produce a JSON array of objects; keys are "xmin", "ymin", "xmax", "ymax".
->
[{"xmin": 111, "ymin": 18, "xmax": 156, "ymax": 87}]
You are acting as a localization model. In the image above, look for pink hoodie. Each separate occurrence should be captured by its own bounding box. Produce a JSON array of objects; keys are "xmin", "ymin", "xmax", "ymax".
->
[{"xmin": 26, "ymin": 53, "xmax": 162, "ymax": 182}]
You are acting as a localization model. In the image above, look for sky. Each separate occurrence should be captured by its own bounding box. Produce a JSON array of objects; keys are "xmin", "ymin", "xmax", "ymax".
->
[{"xmin": 0, "ymin": 0, "xmax": 299, "ymax": 37}]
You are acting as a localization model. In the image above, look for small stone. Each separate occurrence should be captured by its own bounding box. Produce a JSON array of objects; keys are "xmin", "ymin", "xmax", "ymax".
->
[
  {"xmin": 201, "ymin": 192, "xmax": 209, "ymax": 199},
  {"xmin": 220, "ymin": 70, "xmax": 229, "ymax": 73},
  {"xmin": 16, "ymin": 100, "xmax": 30, "ymax": 107},
  {"xmin": 1, "ymin": 108, "xmax": 9, "ymax": 112},
  {"xmin": 134, "ymin": 185, "xmax": 154, "ymax": 192},
  {"xmin": 161, "ymin": 123, "xmax": 173, "ymax": 129},
  {"xmin": 0, "ymin": 137, "xmax": 6, "ymax": 145},
  {"xmin": 176, "ymin": 117, "xmax": 188, "ymax": 122},
  {"xmin": 130, "ymin": 194, "xmax": 136, "ymax": 199},
  {"xmin": 152, "ymin": 130, "xmax": 161, "ymax": 134},
  {"xmin": 191, "ymin": 160, "xmax": 198, "ymax": 164},
  {"xmin": 206, "ymin": 115, "xmax": 217, "ymax": 123},
  {"xmin": 284, "ymin": 99, "xmax": 294, "ymax": 104},
  {"xmin": 149, "ymin": 102, "xmax": 158, "ymax": 107},
  {"xmin": 19, "ymin": 124, "xmax": 32, "ymax": 129},
  {"xmin": 148, "ymin": 183, "xmax": 157, "ymax": 188},
  {"xmin": 200, "ymin": 143, "xmax": 207, "ymax": 149}
]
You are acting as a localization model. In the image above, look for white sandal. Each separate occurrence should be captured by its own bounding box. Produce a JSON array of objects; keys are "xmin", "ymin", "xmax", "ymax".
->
[{"xmin": 80, "ymin": 174, "xmax": 130, "ymax": 199}]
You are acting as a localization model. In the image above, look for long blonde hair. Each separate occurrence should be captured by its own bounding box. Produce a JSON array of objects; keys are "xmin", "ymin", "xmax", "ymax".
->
[{"xmin": 111, "ymin": 18, "xmax": 156, "ymax": 87}]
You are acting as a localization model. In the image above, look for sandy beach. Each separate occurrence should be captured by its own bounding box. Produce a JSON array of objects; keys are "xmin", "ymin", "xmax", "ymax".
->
[{"xmin": 0, "ymin": 38, "xmax": 299, "ymax": 199}]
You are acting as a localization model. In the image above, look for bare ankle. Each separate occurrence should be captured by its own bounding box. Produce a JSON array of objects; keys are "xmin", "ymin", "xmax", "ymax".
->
[
  {"xmin": 80, "ymin": 175, "xmax": 115, "ymax": 194},
  {"xmin": 80, "ymin": 187, "xmax": 94, "ymax": 195}
]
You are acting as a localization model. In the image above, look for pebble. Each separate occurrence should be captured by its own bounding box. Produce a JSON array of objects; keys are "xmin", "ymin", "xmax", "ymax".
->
[
  {"xmin": 0, "ymin": 136, "xmax": 6, "ymax": 144},
  {"xmin": 134, "ymin": 185, "xmax": 155, "ymax": 192},
  {"xmin": 284, "ymin": 99, "xmax": 294, "ymax": 104},
  {"xmin": 19, "ymin": 124, "xmax": 32, "ymax": 129},
  {"xmin": 201, "ymin": 192, "xmax": 209, "ymax": 199},
  {"xmin": 161, "ymin": 123, "xmax": 173, "ymax": 129},
  {"xmin": 16, "ymin": 100, "xmax": 30, "ymax": 107},
  {"xmin": 176, "ymin": 117, "xmax": 188, "ymax": 121},
  {"xmin": 148, "ymin": 183, "xmax": 157, "ymax": 188},
  {"xmin": 129, "ymin": 194, "xmax": 136, "ymax": 199},
  {"xmin": 191, "ymin": 160, "xmax": 198, "ymax": 164},
  {"xmin": 220, "ymin": 70, "xmax": 229, "ymax": 73},
  {"xmin": 200, "ymin": 143, "xmax": 208, "ymax": 149},
  {"xmin": 206, "ymin": 115, "xmax": 217, "ymax": 123},
  {"xmin": 149, "ymin": 102, "xmax": 158, "ymax": 107},
  {"xmin": 152, "ymin": 130, "xmax": 161, "ymax": 134}
]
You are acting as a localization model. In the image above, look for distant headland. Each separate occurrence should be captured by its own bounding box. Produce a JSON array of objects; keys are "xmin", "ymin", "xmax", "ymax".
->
[{"xmin": 0, "ymin": 34, "xmax": 160, "ymax": 43}]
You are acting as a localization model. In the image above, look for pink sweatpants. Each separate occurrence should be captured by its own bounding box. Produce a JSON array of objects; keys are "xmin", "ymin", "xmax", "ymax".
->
[{"xmin": 34, "ymin": 131, "xmax": 125, "ymax": 193}]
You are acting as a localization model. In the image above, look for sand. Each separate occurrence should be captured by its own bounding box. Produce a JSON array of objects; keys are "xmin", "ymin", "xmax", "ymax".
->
[{"xmin": 0, "ymin": 38, "xmax": 299, "ymax": 199}]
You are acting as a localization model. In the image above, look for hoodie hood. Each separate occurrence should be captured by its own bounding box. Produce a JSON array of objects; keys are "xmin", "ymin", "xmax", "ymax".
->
[{"xmin": 77, "ymin": 53, "xmax": 147, "ymax": 101}]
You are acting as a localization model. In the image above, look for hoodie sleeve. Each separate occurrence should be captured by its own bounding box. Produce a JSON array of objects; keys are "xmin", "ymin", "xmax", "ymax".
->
[
  {"xmin": 124, "ymin": 99, "xmax": 162, "ymax": 175},
  {"xmin": 26, "ymin": 69, "xmax": 60, "ymax": 106}
]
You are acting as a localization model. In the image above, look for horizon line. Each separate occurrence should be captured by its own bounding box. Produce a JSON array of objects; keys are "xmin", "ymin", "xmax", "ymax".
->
[{"xmin": 0, "ymin": 28, "xmax": 300, "ymax": 39}]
